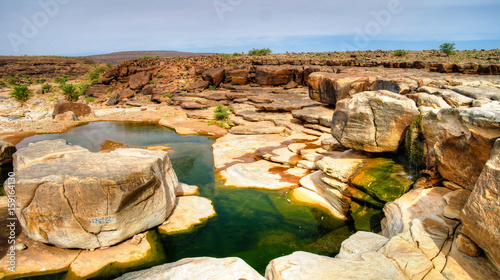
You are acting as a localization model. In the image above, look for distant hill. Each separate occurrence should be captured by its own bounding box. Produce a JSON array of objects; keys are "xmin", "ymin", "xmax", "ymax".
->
[{"xmin": 86, "ymin": 51, "xmax": 216, "ymax": 65}]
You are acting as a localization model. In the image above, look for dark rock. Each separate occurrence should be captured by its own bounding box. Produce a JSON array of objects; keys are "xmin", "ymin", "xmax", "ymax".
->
[
  {"xmin": 185, "ymin": 80, "xmax": 209, "ymax": 92},
  {"xmin": 202, "ymin": 68, "xmax": 225, "ymax": 86},
  {"xmin": 0, "ymin": 140, "xmax": 16, "ymax": 165},
  {"xmin": 255, "ymin": 66, "xmax": 296, "ymax": 86},
  {"xmin": 140, "ymin": 84, "xmax": 154, "ymax": 95},
  {"xmin": 129, "ymin": 71, "xmax": 152, "ymax": 90},
  {"xmin": 117, "ymin": 89, "xmax": 135, "ymax": 101},
  {"xmin": 284, "ymin": 80, "xmax": 299, "ymax": 89},
  {"xmin": 52, "ymin": 102, "xmax": 92, "ymax": 118}
]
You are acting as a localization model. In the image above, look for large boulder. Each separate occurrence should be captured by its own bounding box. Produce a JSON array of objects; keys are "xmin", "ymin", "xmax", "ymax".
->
[
  {"xmin": 461, "ymin": 138, "xmax": 500, "ymax": 268},
  {"xmin": 9, "ymin": 139, "xmax": 177, "ymax": 249},
  {"xmin": 307, "ymin": 72, "xmax": 371, "ymax": 106},
  {"xmin": 52, "ymin": 102, "xmax": 92, "ymax": 118},
  {"xmin": 422, "ymin": 108, "xmax": 500, "ymax": 190},
  {"xmin": 116, "ymin": 257, "xmax": 265, "ymax": 280},
  {"xmin": 0, "ymin": 140, "xmax": 16, "ymax": 165},
  {"xmin": 201, "ymin": 67, "xmax": 225, "ymax": 86},
  {"xmin": 185, "ymin": 80, "xmax": 210, "ymax": 92},
  {"xmin": 331, "ymin": 90, "xmax": 419, "ymax": 153},
  {"xmin": 255, "ymin": 66, "xmax": 297, "ymax": 86},
  {"xmin": 129, "ymin": 71, "xmax": 152, "ymax": 90}
]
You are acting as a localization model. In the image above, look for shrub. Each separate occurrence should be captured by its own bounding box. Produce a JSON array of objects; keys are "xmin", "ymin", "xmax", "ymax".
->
[
  {"xmin": 233, "ymin": 52, "xmax": 241, "ymax": 56},
  {"xmin": 55, "ymin": 76, "xmax": 68, "ymax": 84},
  {"xmin": 107, "ymin": 86, "xmax": 113, "ymax": 92},
  {"xmin": 148, "ymin": 80, "xmax": 155, "ymax": 84},
  {"xmin": 78, "ymin": 83, "xmax": 90, "ymax": 96},
  {"xmin": 61, "ymin": 83, "xmax": 80, "ymax": 101},
  {"xmin": 10, "ymin": 86, "xmax": 33, "ymax": 104},
  {"xmin": 35, "ymin": 78, "xmax": 46, "ymax": 84},
  {"xmin": 440, "ymin": 43, "xmax": 456, "ymax": 56},
  {"xmin": 106, "ymin": 63, "xmax": 113, "ymax": 68},
  {"xmin": 394, "ymin": 50, "xmax": 407, "ymax": 56},
  {"xmin": 218, "ymin": 53, "xmax": 230, "ymax": 59},
  {"xmin": 41, "ymin": 84, "xmax": 53, "ymax": 94},
  {"xmin": 139, "ymin": 56, "xmax": 152, "ymax": 60},
  {"xmin": 248, "ymin": 48, "xmax": 272, "ymax": 56},
  {"xmin": 214, "ymin": 105, "xmax": 231, "ymax": 121},
  {"xmin": 163, "ymin": 93, "xmax": 173, "ymax": 98},
  {"xmin": 208, "ymin": 85, "xmax": 217, "ymax": 91},
  {"xmin": 88, "ymin": 67, "xmax": 106, "ymax": 83},
  {"xmin": 7, "ymin": 76, "xmax": 21, "ymax": 86},
  {"xmin": 157, "ymin": 73, "xmax": 164, "ymax": 78},
  {"xmin": 0, "ymin": 81, "xmax": 4, "ymax": 86},
  {"xmin": 85, "ymin": 97, "xmax": 96, "ymax": 104}
]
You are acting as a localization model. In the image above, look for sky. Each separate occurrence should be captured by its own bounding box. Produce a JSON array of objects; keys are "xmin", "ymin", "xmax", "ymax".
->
[{"xmin": 0, "ymin": 0, "xmax": 499, "ymax": 56}]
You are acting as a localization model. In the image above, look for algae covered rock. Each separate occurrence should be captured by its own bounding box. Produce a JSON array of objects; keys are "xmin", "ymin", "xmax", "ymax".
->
[{"xmin": 350, "ymin": 158, "xmax": 414, "ymax": 202}]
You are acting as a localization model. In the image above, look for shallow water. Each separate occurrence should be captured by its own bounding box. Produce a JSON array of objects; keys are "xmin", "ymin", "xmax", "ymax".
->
[{"xmin": 12, "ymin": 122, "xmax": 357, "ymax": 276}]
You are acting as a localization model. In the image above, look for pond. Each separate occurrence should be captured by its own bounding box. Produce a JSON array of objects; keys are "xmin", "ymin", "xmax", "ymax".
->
[{"xmin": 6, "ymin": 122, "xmax": 363, "ymax": 277}]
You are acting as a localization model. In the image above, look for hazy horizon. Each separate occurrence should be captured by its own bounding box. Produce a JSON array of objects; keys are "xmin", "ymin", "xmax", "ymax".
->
[{"xmin": 1, "ymin": 0, "xmax": 499, "ymax": 56}]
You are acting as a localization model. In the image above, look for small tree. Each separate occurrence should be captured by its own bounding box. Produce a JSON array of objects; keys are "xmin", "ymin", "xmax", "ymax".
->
[
  {"xmin": 10, "ymin": 86, "xmax": 33, "ymax": 104},
  {"xmin": 61, "ymin": 83, "xmax": 80, "ymax": 101},
  {"xmin": 41, "ymin": 84, "xmax": 53, "ymax": 94},
  {"xmin": 440, "ymin": 43, "xmax": 456, "ymax": 56}
]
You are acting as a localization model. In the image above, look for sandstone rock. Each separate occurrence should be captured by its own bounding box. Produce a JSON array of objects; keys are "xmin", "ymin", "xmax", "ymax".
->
[
  {"xmin": 461, "ymin": 138, "xmax": 500, "ymax": 268},
  {"xmin": 185, "ymin": 80, "xmax": 209, "ymax": 92},
  {"xmin": 229, "ymin": 69, "xmax": 250, "ymax": 85},
  {"xmin": 202, "ymin": 67, "xmax": 225, "ymax": 86},
  {"xmin": 159, "ymin": 115, "xmax": 227, "ymax": 138},
  {"xmin": 382, "ymin": 187, "xmax": 451, "ymax": 239},
  {"xmin": 0, "ymin": 233, "xmax": 80, "ymax": 279},
  {"xmin": 129, "ymin": 71, "xmax": 152, "ymax": 90},
  {"xmin": 0, "ymin": 140, "xmax": 16, "ymax": 165},
  {"xmin": 158, "ymin": 196, "xmax": 216, "ymax": 235},
  {"xmin": 54, "ymin": 111, "xmax": 78, "ymax": 121},
  {"xmin": 52, "ymin": 102, "xmax": 92, "ymax": 118},
  {"xmin": 409, "ymin": 215, "xmax": 457, "ymax": 260},
  {"xmin": 321, "ymin": 137, "xmax": 344, "ymax": 151},
  {"xmin": 290, "ymin": 187, "xmax": 345, "ymax": 219},
  {"xmin": 299, "ymin": 171, "xmax": 348, "ymax": 218},
  {"xmin": 332, "ymin": 90, "xmax": 419, "ymax": 153},
  {"xmin": 11, "ymin": 140, "xmax": 177, "ymax": 249},
  {"xmin": 407, "ymin": 92, "xmax": 451, "ymax": 109},
  {"xmin": 456, "ymin": 233, "xmax": 482, "ymax": 257},
  {"xmin": 65, "ymin": 230, "xmax": 166, "ymax": 279},
  {"xmin": 446, "ymin": 85, "xmax": 500, "ymax": 101},
  {"xmin": 117, "ymin": 88, "xmax": 135, "ymax": 101},
  {"xmin": 284, "ymin": 80, "xmax": 299, "ymax": 89},
  {"xmin": 180, "ymin": 102, "xmax": 208, "ymax": 110},
  {"xmin": 443, "ymin": 189, "xmax": 471, "ymax": 220},
  {"xmin": 265, "ymin": 251, "xmax": 405, "ymax": 280},
  {"xmin": 372, "ymin": 78, "xmax": 416, "ymax": 95},
  {"xmin": 291, "ymin": 106, "xmax": 335, "ymax": 125},
  {"xmin": 418, "ymin": 86, "xmax": 474, "ymax": 108},
  {"xmin": 221, "ymin": 160, "xmax": 308, "ymax": 190},
  {"xmin": 258, "ymin": 146, "xmax": 302, "ymax": 166},
  {"xmin": 117, "ymin": 257, "xmax": 265, "ymax": 280},
  {"xmin": 379, "ymin": 235, "xmax": 433, "ymax": 280},
  {"xmin": 422, "ymin": 108, "xmax": 500, "ymax": 190},
  {"xmin": 255, "ymin": 66, "xmax": 296, "ymax": 86},
  {"xmin": 336, "ymin": 231, "xmax": 388, "ymax": 261},
  {"xmin": 316, "ymin": 155, "xmax": 366, "ymax": 183},
  {"xmin": 175, "ymin": 182, "xmax": 199, "ymax": 196},
  {"xmin": 307, "ymin": 72, "xmax": 372, "ymax": 106},
  {"xmin": 229, "ymin": 125, "xmax": 285, "ymax": 135}
]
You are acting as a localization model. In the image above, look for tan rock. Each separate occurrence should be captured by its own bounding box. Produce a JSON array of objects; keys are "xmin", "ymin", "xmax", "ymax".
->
[
  {"xmin": 158, "ymin": 196, "xmax": 216, "ymax": 235},
  {"xmin": 332, "ymin": 90, "xmax": 419, "ymax": 153},
  {"xmin": 221, "ymin": 160, "xmax": 308, "ymax": 190},
  {"xmin": 409, "ymin": 215, "xmax": 457, "ymax": 260},
  {"xmin": 336, "ymin": 231, "xmax": 389, "ymax": 261},
  {"xmin": 117, "ymin": 257, "xmax": 265, "ymax": 280},
  {"xmin": 316, "ymin": 153, "xmax": 367, "ymax": 183},
  {"xmin": 290, "ymin": 187, "xmax": 345, "ymax": 219},
  {"xmin": 65, "ymin": 230, "xmax": 166, "ymax": 280},
  {"xmin": 159, "ymin": 114, "xmax": 227, "ymax": 138},
  {"xmin": 443, "ymin": 189, "xmax": 471, "ymax": 220},
  {"xmin": 461, "ymin": 138, "xmax": 500, "ymax": 268},
  {"xmin": 54, "ymin": 111, "xmax": 79, "ymax": 121},
  {"xmin": 258, "ymin": 147, "xmax": 302, "ymax": 166},
  {"xmin": 265, "ymin": 251, "xmax": 405, "ymax": 280},
  {"xmin": 308, "ymin": 72, "xmax": 372, "ymax": 105},
  {"xmin": 230, "ymin": 124, "xmax": 285, "ymax": 135},
  {"xmin": 175, "ymin": 182, "xmax": 199, "ymax": 196},
  {"xmin": 422, "ymin": 269, "xmax": 447, "ymax": 280},
  {"xmin": 379, "ymin": 235, "xmax": 433, "ymax": 280},
  {"xmin": 456, "ymin": 233, "xmax": 482, "ymax": 257}
]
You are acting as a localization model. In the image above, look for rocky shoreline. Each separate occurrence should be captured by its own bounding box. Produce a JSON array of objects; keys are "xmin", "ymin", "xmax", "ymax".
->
[{"xmin": 0, "ymin": 54, "xmax": 499, "ymax": 279}]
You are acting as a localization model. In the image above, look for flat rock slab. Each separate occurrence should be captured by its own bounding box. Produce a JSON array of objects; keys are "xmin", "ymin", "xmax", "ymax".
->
[
  {"xmin": 443, "ymin": 189, "xmax": 471, "ymax": 220},
  {"xmin": 212, "ymin": 133, "xmax": 288, "ymax": 171},
  {"xmin": 229, "ymin": 124, "xmax": 286, "ymax": 135},
  {"xmin": 290, "ymin": 187, "xmax": 346, "ymax": 219},
  {"xmin": 66, "ymin": 230, "xmax": 166, "ymax": 279},
  {"xmin": 159, "ymin": 196, "xmax": 216, "ymax": 235},
  {"xmin": 175, "ymin": 183, "xmax": 199, "ymax": 196},
  {"xmin": 253, "ymin": 93, "xmax": 322, "ymax": 112},
  {"xmin": 220, "ymin": 160, "xmax": 309, "ymax": 190},
  {"xmin": 336, "ymin": 231, "xmax": 388, "ymax": 261},
  {"xmin": 292, "ymin": 106, "xmax": 335, "ymax": 126},
  {"xmin": 258, "ymin": 146, "xmax": 302, "ymax": 166},
  {"xmin": 159, "ymin": 114, "xmax": 227, "ymax": 138},
  {"xmin": 116, "ymin": 257, "xmax": 265, "ymax": 280}
]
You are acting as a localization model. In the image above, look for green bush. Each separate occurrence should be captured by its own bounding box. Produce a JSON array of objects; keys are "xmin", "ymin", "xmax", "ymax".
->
[
  {"xmin": 214, "ymin": 105, "xmax": 231, "ymax": 121},
  {"xmin": 7, "ymin": 76, "xmax": 21, "ymax": 86},
  {"xmin": 88, "ymin": 67, "xmax": 106, "ymax": 83},
  {"xmin": 107, "ymin": 86, "xmax": 113, "ymax": 92},
  {"xmin": 208, "ymin": 85, "xmax": 217, "ymax": 91},
  {"xmin": 85, "ymin": 97, "xmax": 96, "ymax": 104},
  {"xmin": 41, "ymin": 84, "xmax": 53, "ymax": 94},
  {"xmin": 218, "ymin": 53, "xmax": 230, "ymax": 59},
  {"xmin": 139, "ymin": 56, "xmax": 152, "ymax": 60},
  {"xmin": 61, "ymin": 83, "xmax": 80, "ymax": 101},
  {"xmin": 394, "ymin": 50, "xmax": 407, "ymax": 56},
  {"xmin": 35, "ymin": 78, "xmax": 46, "ymax": 84},
  {"xmin": 440, "ymin": 43, "xmax": 456, "ymax": 56},
  {"xmin": 148, "ymin": 80, "xmax": 155, "ymax": 84},
  {"xmin": 55, "ymin": 76, "xmax": 68, "ymax": 84},
  {"xmin": 233, "ymin": 52, "xmax": 241, "ymax": 56},
  {"xmin": 10, "ymin": 86, "xmax": 33, "ymax": 104},
  {"xmin": 0, "ymin": 81, "xmax": 5, "ymax": 86},
  {"xmin": 78, "ymin": 83, "xmax": 90, "ymax": 96},
  {"xmin": 106, "ymin": 63, "xmax": 113, "ymax": 68},
  {"xmin": 157, "ymin": 73, "xmax": 164, "ymax": 78},
  {"xmin": 248, "ymin": 48, "xmax": 272, "ymax": 56}
]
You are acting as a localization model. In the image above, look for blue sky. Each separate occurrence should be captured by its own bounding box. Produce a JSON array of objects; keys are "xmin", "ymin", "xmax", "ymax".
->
[{"xmin": 0, "ymin": 0, "xmax": 499, "ymax": 56}]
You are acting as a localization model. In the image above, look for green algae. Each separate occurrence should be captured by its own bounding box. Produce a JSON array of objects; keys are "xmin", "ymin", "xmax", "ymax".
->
[
  {"xmin": 350, "ymin": 158, "xmax": 414, "ymax": 202},
  {"xmin": 349, "ymin": 201, "xmax": 385, "ymax": 232},
  {"xmin": 404, "ymin": 115, "xmax": 425, "ymax": 172}
]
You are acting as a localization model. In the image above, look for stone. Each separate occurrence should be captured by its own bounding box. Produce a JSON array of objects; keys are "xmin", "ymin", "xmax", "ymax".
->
[
  {"xmin": 382, "ymin": 187, "xmax": 451, "ymax": 239},
  {"xmin": 0, "ymin": 140, "xmax": 16, "ymax": 165},
  {"xmin": 350, "ymin": 158, "xmax": 414, "ymax": 202},
  {"xmin": 116, "ymin": 257, "xmax": 265, "ymax": 280},
  {"xmin": 229, "ymin": 69, "xmax": 250, "ymax": 85},
  {"xmin": 201, "ymin": 67, "xmax": 225, "ymax": 86},
  {"xmin": 11, "ymin": 140, "xmax": 177, "ymax": 249},
  {"xmin": 349, "ymin": 201, "xmax": 384, "ymax": 232},
  {"xmin": 290, "ymin": 187, "xmax": 345, "ymax": 219},
  {"xmin": 258, "ymin": 147, "xmax": 302, "ymax": 166},
  {"xmin": 379, "ymin": 235, "xmax": 433, "ymax": 280},
  {"xmin": 220, "ymin": 160, "xmax": 308, "ymax": 190},
  {"xmin": 446, "ymin": 85, "xmax": 500, "ymax": 101},
  {"xmin": 284, "ymin": 80, "xmax": 299, "ymax": 89},
  {"xmin": 443, "ymin": 189, "xmax": 471, "ymax": 220},
  {"xmin": 461, "ymin": 138, "xmax": 500, "ymax": 268},
  {"xmin": 255, "ymin": 65, "xmax": 296, "ymax": 86},
  {"xmin": 456, "ymin": 233, "xmax": 482, "ymax": 257},
  {"xmin": 299, "ymin": 149, "xmax": 324, "ymax": 162},
  {"xmin": 307, "ymin": 72, "xmax": 372, "ymax": 106},
  {"xmin": 253, "ymin": 93, "xmax": 321, "ymax": 112},
  {"xmin": 336, "ymin": 231, "xmax": 389, "ymax": 261},
  {"xmin": 316, "ymin": 152, "xmax": 368, "ymax": 183},
  {"xmin": 407, "ymin": 92, "xmax": 451, "ymax": 109},
  {"xmin": 65, "ymin": 230, "xmax": 166, "ymax": 279},
  {"xmin": 185, "ymin": 80, "xmax": 210, "ymax": 92},
  {"xmin": 229, "ymin": 125, "xmax": 285, "ymax": 135},
  {"xmin": 176, "ymin": 182, "xmax": 199, "ymax": 196},
  {"xmin": 418, "ymin": 86, "xmax": 474, "ymax": 108},
  {"xmin": 54, "ymin": 111, "xmax": 78, "ymax": 121},
  {"xmin": 129, "ymin": 71, "xmax": 152, "ymax": 90},
  {"xmin": 159, "ymin": 114, "xmax": 227, "ymax": 138},
  {"xmin": 158, "ymin": 196, "xmax": 216, "ymax": 235},
  {"xmin": 422, "ymin": 108, "xmax": 500, "ymax": 190},
  {"xmin": 410, "ymin": 215, "xmax": 457, "ymax": 260},
  {"xmin": 442, "ymin": 181, "xmax": 465, "ymax": 191},
  {"xmin": 321, "ymin": 137, "xmax": 344, "ymax": 151},
  {"xmin": 265, "ymin": 251, "xmax": 406, "ymax": 280},
  {"xmin": 0, "ymin": 233, "xmax": 80, "ymax": 279},
  {"xmin": 292, "ymin": 106, "xmax": 335, "ymax": 125},
  {"xmin": 52, "ymin": 102, "xmax": 92, "ymax": 118},
  {"xmin": 332, "ymin": 90, "xmax": 419, "ymax": 153},
  {"xmin": 372, "ymin": 78, "xmax": 417, "ymax": 95},
  {"xmin": 117, "ymin": 88, "xmax": 135, "ymax": 101}
]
